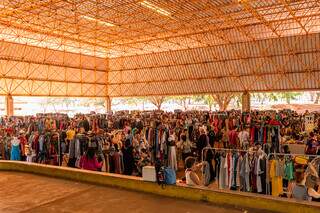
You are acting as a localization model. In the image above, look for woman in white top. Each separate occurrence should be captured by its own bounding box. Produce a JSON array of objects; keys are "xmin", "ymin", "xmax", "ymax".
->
[
  {"xmin": 185, "ymin": 157, "xmax": 201, "ymax": 186},
  {"xmin": 238, "ymin": 126, "xmax": 250, "ymax": 149}
]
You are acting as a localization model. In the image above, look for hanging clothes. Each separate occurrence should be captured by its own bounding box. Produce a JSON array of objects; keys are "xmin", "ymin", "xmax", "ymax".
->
[
  {"xmin": 259, "ymin": 156, "xmax": 267, "ymax": 194},
  {"xmin": 255, "ymin": 155, "xmax": 263, "ymax": 193},
  {"xmin": 10, "ymin": 137, "xmax": 21, "ymax": 161},
  {"xmin": 228, "ymin": 152, "xmax": 233, "ymax": 188},
  {"xmin": 284, "ymin": 160, "xmax": 294, "ymax": 181},
  {"xmin": 270, "ymin": 159, "xmax": 283, "ymax": 197},
  {"xmin": 219, "ymin": 155, "xmax": 228, "ymax": 189},
  {"xmin": 239, "ymin": 153, "xmax": 250, "ymax": 192},
  {"xmin": 231, "ymin": 152, "xmax": 239, "ymax": 190}
]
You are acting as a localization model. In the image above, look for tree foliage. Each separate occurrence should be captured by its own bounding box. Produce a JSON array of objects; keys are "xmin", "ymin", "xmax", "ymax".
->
[{"xmin": 252, "ymin": 92, "xmax": 302, "ymax": 104}]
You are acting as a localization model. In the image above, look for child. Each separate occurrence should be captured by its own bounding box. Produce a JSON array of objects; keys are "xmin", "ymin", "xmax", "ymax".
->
[
  {"xmin": 185, "ymin": 157, "xmax": 202, "ymax": 186},
  {"xmin": 136, "ymin": 148, "xmax": 151, "ymax": 176}
]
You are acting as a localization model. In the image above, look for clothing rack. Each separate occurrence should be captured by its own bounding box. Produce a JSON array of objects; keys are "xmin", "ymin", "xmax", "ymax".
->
[
  {"xmin": 201, "ymin": 147, "xmax": 268, "ymax": 190},
  {"xmin": 200, "ymin": 147, "xmax": 252, "ymax": 187},
  {"xmin": 265, "ymin": 152, "xmax": 319, "ymax": 196},
  {"xmin": 267, "ymin": 152, "xmax": 319, "ymax": 159},
  {"xmin": 201, "ymin": 147, "xmax": 249, "ymax": 162}
]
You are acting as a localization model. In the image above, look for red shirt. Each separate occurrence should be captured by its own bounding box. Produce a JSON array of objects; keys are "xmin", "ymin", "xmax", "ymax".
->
[
  {"xmin": 79, "ymin": 155, "xmax": 102, "ymax": 171},
  {"xmin": 228, "ymin": 130, "xmax": 238, "ymax": 145},
  {"xmin": 268, "ymin": 119, "xmax": 281, "ymax": 126},
  {"xmin": 18, "ymin": 136, "xmax": 27, "ymax": 156}
]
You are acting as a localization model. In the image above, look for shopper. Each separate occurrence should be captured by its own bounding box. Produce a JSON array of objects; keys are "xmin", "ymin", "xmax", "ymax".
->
[
  {"xmin": 228, "ymin": 126, "xmax": 238, "ymax": 149},
  {"xmin": 238, "ymin": 126, "xmax": 250, "ymax": 149},
  {"xmin": 292, "ymin": 167, "xmax": 308, "ymax": 200},
  {"xmin": 79, "ymin": 147, "xmax": 102, "ymax": 171},
  {"xmin": 305, "ymin": 174, "xmax": 320, "ymax": 201},
  {"xmin": 180, "ymin": 134, "xmax": 192, "ymax": 162},
  {"xmin": 185, "ymin": 157, "xmax": 201, "ymax": 186},
  {"xmin": 305, "ymin": 132, "xmax": 318, "ymax": 155},
  {"xmin": 196, "ymin": 128, "xmax": 208, "ymax": 159},
  {"xmin": 122, "ymin": 139, "xmax": 134, "ymax": 175}
]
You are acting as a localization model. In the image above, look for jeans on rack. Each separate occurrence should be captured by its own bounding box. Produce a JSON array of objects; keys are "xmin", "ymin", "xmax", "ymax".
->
[{"xmin": 258, "ymin": 127, "xmax": 264, "ymax": 145}]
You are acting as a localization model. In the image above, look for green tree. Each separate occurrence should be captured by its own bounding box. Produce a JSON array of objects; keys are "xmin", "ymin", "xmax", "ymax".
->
[
  {"xmin": 251, "ymin": 92, "xmax": 301, "ymax": 104},
  {"xmin": 192, "ymin": 95, "xmax": 205, "ymax": 103},
  {"xmin": 126, "ymin": 97, "xmax": 140, "ymax": 107},
  {"xmin": 252, "ymin": 93, "xmax": 267, "ymax": 105},
  {"xmin": 212, "ymin": 93, "xmax": 234, "ymax": 111},
  {"xmin": 193, "ymin": 95, "xmax": 215, "ymax": 110},
  {"xmin": 278, "ymin": 92, "xmax": 301, "ymax": 104},
  {"xmin": 174, "ymin": 96, "xmax": 191, "ymax": 110}
]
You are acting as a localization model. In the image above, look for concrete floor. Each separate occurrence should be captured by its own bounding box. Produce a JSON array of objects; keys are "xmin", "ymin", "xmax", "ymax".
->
[{"xmin": 0, "ymin": 172, "xmax": 244, "ymax": 213}]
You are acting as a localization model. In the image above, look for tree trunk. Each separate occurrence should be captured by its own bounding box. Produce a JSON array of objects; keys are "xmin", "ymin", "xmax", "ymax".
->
[
  {"xmin": 184, "ymin": 99, "xmax": 188, "ymax": 111},
  {"xmin": 149, "ymin": 96, "xmax": 165, "ymax": 110},
  {"xmin": 310, "ymin": 92, "xmax": 315, "ymax": 102},
  {"xmin": 286, "ymin": 97, "xmax": 290, "ymax": 104},
  {"xmin": 315, "ymin": 93, "xmax": 320, "ymax": 104},
  {"xmin": 212, "ymin": 93, "xmax": 234, "ymax": 111}
]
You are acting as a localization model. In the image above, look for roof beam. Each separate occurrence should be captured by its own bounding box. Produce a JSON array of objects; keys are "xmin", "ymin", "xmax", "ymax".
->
[
  {"xmin": 0, "ymin": 0, "xmax": 62, "ymax": 18},
  {"xmin": 280, "ymin": 0, "xmax": 309, "ymax": 34}
]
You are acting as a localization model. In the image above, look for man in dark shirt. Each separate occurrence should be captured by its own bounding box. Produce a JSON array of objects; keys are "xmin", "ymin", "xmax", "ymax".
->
[
  {"xmin": 79, "ymin": 116, "xmax": 90, "ymax": 132},
  {"xmin": 208, "ymin": 126, "xmax": 215, "ymax": 147},
  {"xmin": 197, "ymin": 128, "xmax": 208, "ymax": 160}
]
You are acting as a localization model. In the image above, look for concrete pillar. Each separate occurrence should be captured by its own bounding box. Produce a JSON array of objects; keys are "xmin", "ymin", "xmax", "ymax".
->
[
  {"xmin": 5, "ymin": 95, "xmax": 14, "ymax": 116},
  {"xmin": 105, "ymin": 96, "xmax": 112, "ymax": 112},
  {"xmin": 242, "ymin": 91, "xmax": 250, "ymax": 112}
]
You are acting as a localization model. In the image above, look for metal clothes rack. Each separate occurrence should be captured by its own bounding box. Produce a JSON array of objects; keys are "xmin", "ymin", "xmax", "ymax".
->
[
  {"xmin": 201, "ymin": 147, "xmax": 249, "ymax": 162},
  {"xmin": 200, "ymin": 147, "xmax": 252, "ymax": 187},
  {"xmin": 265, "ymin": 152, "xmax": 319, "ymax": 196},
  {"xmin": 267, "ymin": 152, "xmax": 319, "ymax": 159},
  {"xmin": 200, "ymin": 148, "xmax": 319, "ymax": 197}
]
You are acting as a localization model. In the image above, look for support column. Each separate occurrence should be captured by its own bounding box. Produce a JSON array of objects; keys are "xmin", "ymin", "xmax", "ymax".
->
[
  {"xmin": 242, "ymin": 91, "xmax": 250, "ymax": 112},
  {"xmin": 5, "ymin": 95, "xmax": 14, "ymax": 116},
  {"xmin": 105, "ymin": 96, "xmax": 112, "ymax": 112}
]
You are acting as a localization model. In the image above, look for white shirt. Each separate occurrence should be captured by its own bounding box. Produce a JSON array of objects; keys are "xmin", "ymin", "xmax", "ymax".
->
[
  {"xmin": 186, "ymin": 170, "xmax": 197, "ymax": 186},
  {"xmin": 238, "ymin": 131, "xmax": 250, "ymax": 145}
]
